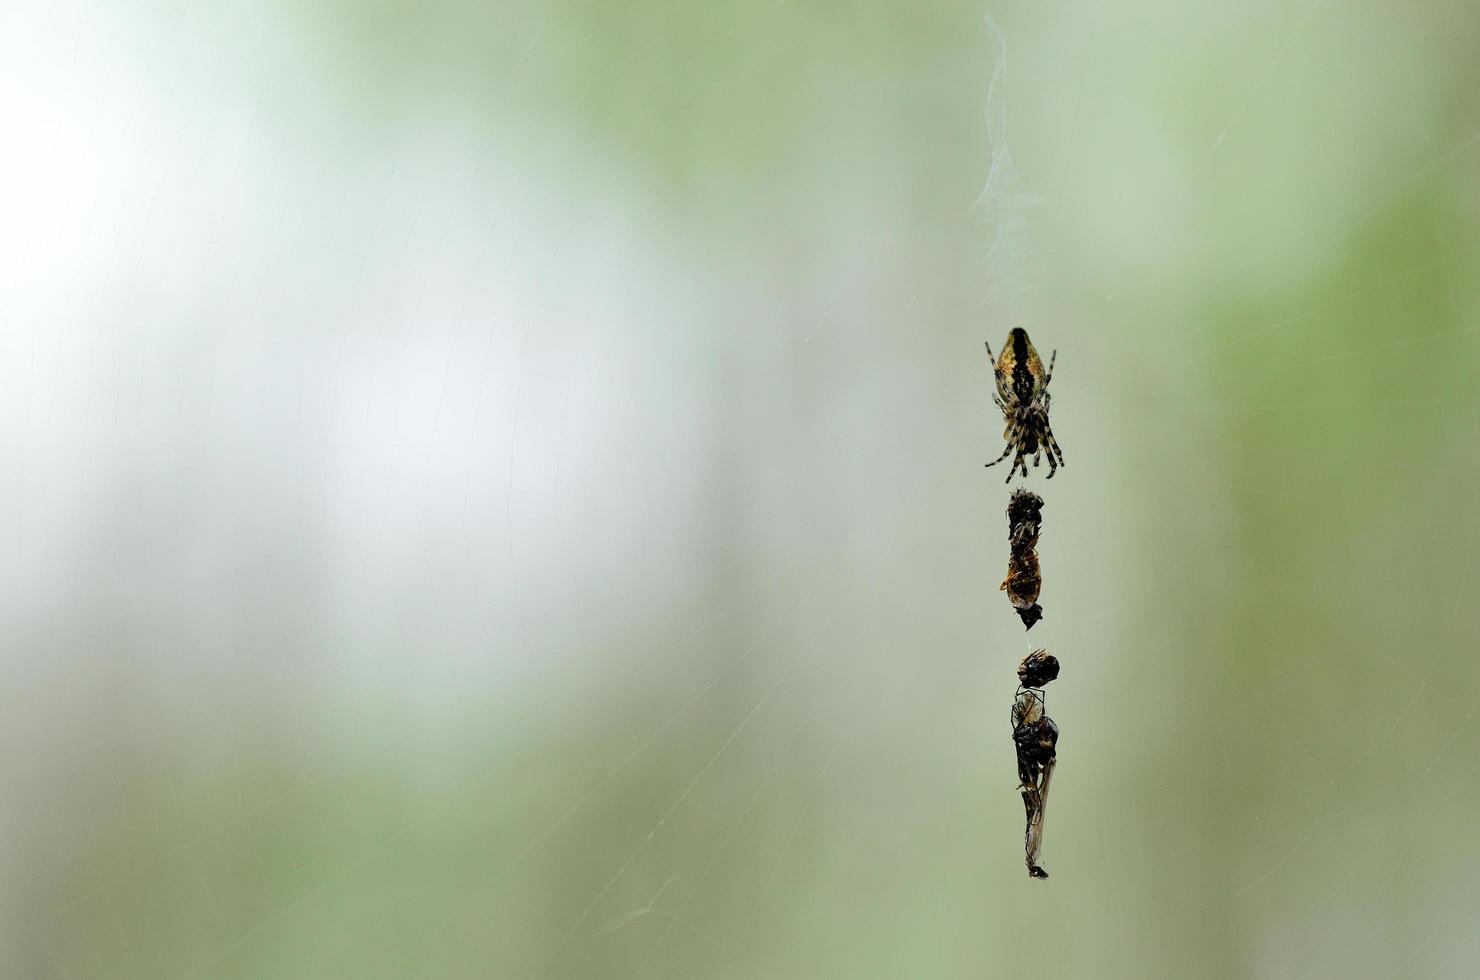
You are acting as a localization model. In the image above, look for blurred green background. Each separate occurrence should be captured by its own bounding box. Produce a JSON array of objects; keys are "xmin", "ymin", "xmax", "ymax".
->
[{"xmin": 3, "ymin": 0, "xmax": 1479, "ymax": 977}]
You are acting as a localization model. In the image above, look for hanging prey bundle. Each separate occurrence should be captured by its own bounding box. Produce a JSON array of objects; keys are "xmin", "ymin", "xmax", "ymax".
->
[
  {"xmin": 1012, "ymin": 649, "xmax": 1060, "ymax": 878},
  {"xmin": 1001, "ymin": 488, "xmax": 1045, "ymax": 629}
]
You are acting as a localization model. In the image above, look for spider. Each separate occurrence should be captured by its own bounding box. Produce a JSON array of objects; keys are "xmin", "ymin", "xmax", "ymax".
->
[{"xmin": 984, "ymin": 328, "xmax": 1065, "ymax": 482}]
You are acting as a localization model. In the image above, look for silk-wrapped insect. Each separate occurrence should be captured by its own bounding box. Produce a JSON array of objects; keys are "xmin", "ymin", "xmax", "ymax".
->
[
  {"xmin": 1012, "ymin": 649, "xmax": 1060, "ymax": 879},
  {"xmin": 1017, "ymin": 648, "xmax": 1059, "ymax": 688},
  {"xmin": 1002, "ymin": 489, "xmax": 1045, "ymax": 629}
]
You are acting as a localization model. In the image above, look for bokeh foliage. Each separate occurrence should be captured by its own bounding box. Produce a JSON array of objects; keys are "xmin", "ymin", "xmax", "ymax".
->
[{"xmin": 3, "ymin": 0, "xmax": 1479, "ymax": 977}]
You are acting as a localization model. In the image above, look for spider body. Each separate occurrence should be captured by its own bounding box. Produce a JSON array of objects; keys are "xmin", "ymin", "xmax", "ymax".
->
[{"xmin": 985, "ymin": 328, "xmax": 1065, "ymax": 482}]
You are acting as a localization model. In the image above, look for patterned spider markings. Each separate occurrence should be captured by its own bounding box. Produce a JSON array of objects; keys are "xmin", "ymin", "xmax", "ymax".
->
[{"xmin": 985, "ymin": 328, "xmax": 1065, "ymax": 483}]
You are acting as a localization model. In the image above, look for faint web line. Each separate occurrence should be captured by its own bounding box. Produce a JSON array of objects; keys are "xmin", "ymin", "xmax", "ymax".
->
[
  {"xmin": 1209, "ymin": 0, "xmax": 1330, "ymax": 152},
  {"xmin": 536, "ymin": 520, "xmax": 912, "ymax": 974},
  {"xmin": 715, "ymin": 736, "xmax": 844, "ymax": 980}
]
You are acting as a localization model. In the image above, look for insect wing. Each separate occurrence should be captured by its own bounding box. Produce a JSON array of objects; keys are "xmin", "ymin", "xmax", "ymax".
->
[{"xmin": 1025, "ymin": 755, "xmax": 1055, "ymax": 877}]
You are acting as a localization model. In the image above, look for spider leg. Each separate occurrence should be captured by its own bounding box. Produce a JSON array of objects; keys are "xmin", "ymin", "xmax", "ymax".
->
[
  {"xmin": 986, "ymin": 342, "xmax": 1015, "ymax": 407},
  {"xmin": 985, "ymin": 441, "xmax": 1015, "ymax": 469},
  {"xmin": 1042, "ymin": 349, "xmax": 1057, "ymax": 389},
  {"xmin": 1047, "ymin": 429, "xmax": 1065, "ymax": 466},
  {"xmin": 1005, "ymin": 448, "xmax": 1027, "ymax": 483}
]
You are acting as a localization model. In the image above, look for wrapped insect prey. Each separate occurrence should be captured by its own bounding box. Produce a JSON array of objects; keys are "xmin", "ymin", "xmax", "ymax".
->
[
  {"xmin": 1002, "ymin": 489, "xmax": 1045, "ymax": 630},
  {"xmin": 1012, "ymin": 650, "xmax": 1060, "ymax": 878}
]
